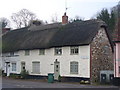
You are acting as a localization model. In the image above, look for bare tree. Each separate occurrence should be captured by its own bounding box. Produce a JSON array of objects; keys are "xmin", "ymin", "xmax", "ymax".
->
[
  {"xmin": 11, "ymin": 9, "xmax": 37, "ymax": 28},
  {"xmin": 0, "ymin": 17, "xmax": 10, "ymax": 28},
  {"xmin": 51, "ymin": 13, "xmax": 58, "ymax": 23},
  {"xmin": 69, "ymin": 16, "xmax": 84, "ymax": 23}
]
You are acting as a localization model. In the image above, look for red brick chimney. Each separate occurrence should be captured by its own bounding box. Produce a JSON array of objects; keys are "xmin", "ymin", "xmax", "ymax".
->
[
  {"xmin": 62, "ymin": 12, "xmax": 68, "ymax": 25},
  {"xmin": 2, "ymin": 28, "xmax": 10, "ymax": 34}
]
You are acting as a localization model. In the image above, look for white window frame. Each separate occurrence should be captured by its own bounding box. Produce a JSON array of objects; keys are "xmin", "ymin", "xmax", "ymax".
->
[
  {"xmin": 54, "ymin": 47, "xmax": 62, "ymax": 55},
  {"xmin": 32, "ymin": 62, "xmax": 40, "ymax": 74},
  {"xmin": 11, "ymin": 63, "xmax": 17, "ymax": 71},
  {"xmin": 70, "ymin": 61, "xmax": 78, "ymax": 74},
  {"xmin": 39, "ymin": 49, "xmax": 45, "ymax": 55},
  {"xmin": 70, "ymin": 46, "xmax": 79, "ymax": 55}
]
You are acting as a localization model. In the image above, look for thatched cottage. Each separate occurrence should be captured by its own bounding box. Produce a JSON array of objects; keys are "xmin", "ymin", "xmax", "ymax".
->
[{"xmin": 2, "ymin": 13, "xmax": 114, "ymax": 84}]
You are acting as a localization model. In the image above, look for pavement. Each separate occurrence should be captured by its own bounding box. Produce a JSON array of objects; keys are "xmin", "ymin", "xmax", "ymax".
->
[{"xmin": 1, "ymin": 77, "xmax": 120, "ymax": 88}]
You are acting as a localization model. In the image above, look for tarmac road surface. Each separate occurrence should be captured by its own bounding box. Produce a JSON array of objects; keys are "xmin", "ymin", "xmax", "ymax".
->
[{"xmin": 2, "ymin": 77, "xmax": 119, "ymax": 88}]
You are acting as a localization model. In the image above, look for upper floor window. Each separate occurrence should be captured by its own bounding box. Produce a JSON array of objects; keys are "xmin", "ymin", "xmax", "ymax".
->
[
  {"xmin": 10, "ymin": 52, "xmax": 14, "ymax": 56},
  {"xmin": 70, "ymin": 46, "xmax": 79, "ymax": 55},
  {"xmin": 25, "ymin": 50, "xmax": 30, "ymax": 56},
  {"xmin": 70, "ymin": 61, "xmax": 78, "ymax": 74},
  {"xmin": 39, "ymin": 49, "xmax": 45, "ymax": 55},
  {"xmin": 54, "ymin": 47, "xmax": 62, "ymax": 55},
  {"xmin": 12, "ymin": 63, "xmax": 17, "ymax": 71}
]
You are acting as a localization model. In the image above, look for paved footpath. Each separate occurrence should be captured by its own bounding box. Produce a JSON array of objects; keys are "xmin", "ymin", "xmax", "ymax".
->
[{"xmin": 1, "ymin": 77, "xmax": 119, "ymax": 88}]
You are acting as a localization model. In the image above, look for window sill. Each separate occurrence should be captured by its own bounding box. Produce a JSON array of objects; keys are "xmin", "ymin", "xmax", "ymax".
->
[
  {"xmin": 31, "ymin": 72, "xmax": 41, "ymax": 74},
  {"xmin": 70, "ymin": 54, "xmax": 79, "ymax": 55},
  {"xmin": 54, "ymin": 54, "xmax": 62, "ymax": 56},
  {"xmin": 70, "ymin": 73, "xmax": 78, "ymax": 75}
]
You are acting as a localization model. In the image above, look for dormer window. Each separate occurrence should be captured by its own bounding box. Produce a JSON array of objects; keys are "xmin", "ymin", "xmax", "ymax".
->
[{"xmin": 54, "ymin": 47, "xmax": 62, "ymax": 55}]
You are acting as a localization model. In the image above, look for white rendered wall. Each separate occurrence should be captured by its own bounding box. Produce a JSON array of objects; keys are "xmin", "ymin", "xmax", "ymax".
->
[
  {"xmin": 19, "ymin": 45, "xmax": 90, "ymax": 78},
  {"xmin": 2, "ymin": 52, "xmax": 20, "ymax": 74}
]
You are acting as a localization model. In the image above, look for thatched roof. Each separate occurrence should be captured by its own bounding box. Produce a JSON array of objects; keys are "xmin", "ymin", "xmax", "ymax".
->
[{"xmin": 2, "ymin": 20, "xmax": 108, "ymax": 53}]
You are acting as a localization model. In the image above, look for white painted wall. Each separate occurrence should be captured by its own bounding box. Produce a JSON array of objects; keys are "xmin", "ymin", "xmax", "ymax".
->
[
  {"xmin": 2, "ymin": 45, "xmax": 90, "ymax": 78},
  {"xmin": 18, "ymin": 45, "xmax": 90, "ymax": 78},
  {"xmin": 2, "ymin": 52, "xmax": 20, "ymax": 74}
]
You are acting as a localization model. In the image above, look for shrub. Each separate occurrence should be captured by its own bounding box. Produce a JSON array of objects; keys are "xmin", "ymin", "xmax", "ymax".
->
[
  {"xmin": 9, "ymin": 73, "xmax": 20, "ymax": 78},
  {"xmin": 58, "ymin": 75, "xmax": 61, "ymax": 82},
  {"xmin": 80, "ymin": 80, "xmax": 85, "ymax": 84},
  {"xmin": 20, "ymin": 69, "xmax": 29, "ymax": 79},
  {"xmin": 80, "ymin": 80, "xmax": 90, "ymax": 84}
]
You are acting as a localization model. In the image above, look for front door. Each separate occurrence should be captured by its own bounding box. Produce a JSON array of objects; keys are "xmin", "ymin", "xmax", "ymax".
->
[
  {"xmin": 5, "ymin": 62, "xmax": 10, "ymax": 76},
  {"xmin": 54, "ymin": 61, "xmax": 60, "ymax": 80},
  {"xmin": 21, "ymin": 62, "xmax": 25, "ymax": 71}
]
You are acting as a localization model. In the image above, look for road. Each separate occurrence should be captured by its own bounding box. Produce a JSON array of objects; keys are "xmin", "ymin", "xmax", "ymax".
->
[{"xmin": 2, "ymin": 77, "xmax": 119, "ymax": 88}]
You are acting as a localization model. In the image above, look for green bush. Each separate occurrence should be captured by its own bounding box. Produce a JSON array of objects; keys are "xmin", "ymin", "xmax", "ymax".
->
[
  {"xmin": 80, "ymin": 80, "xmax": 85, "ymax": 84},
  {"xmin": 80, "ymin": 80, "xmax": 90, "ymax": 84},
  {"xmin": 9, "ymin": 73, "xmax": 20, "ymax": 78},
  {"xmin": 20, "ymin": 69, "xmax": 29, "ymax": 79},
  {"xmin": 58, "ymin": 75, "xmax": 61, "ymax": 82}
]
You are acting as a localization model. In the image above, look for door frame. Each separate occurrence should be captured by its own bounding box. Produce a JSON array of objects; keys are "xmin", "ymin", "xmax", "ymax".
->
[{"xmin": 54, "ymin": 59, "xmax": 60, "ymax": 80}]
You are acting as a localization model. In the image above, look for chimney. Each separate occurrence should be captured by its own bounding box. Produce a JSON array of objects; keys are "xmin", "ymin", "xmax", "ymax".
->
[
  {"xmin": 62, "ymin": 12, "xmax": 68, "ymax": 25},
  {"xmin": 2, "ymin": 28, "xmax": 10, "ymax": 34}
]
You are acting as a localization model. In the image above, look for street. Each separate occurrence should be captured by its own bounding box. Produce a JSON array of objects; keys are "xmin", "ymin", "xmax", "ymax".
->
[{"xmin": 2, "ymin": 77, "xmax": 119, "ymax": 88}]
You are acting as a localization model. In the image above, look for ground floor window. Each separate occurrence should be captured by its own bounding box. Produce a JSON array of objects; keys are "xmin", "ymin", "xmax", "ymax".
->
[
  {"xmin": 32, "ymin": 62, "xmax": 40, "ymax": 74},
  {"xmin": 70, "ymin": 61, "xmax": 78, "ymax": 74},
  {"xmin": 12, "ymin": 63, "xmax": 16, "ymax": 71}
]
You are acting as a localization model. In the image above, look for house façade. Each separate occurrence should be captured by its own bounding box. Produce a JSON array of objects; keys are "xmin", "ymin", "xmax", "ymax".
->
[{"xmin": 2, "ymin": 13, "xmax": 114, "ymax": 84}]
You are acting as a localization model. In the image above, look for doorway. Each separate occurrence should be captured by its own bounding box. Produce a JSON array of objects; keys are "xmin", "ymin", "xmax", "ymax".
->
[
  {"xmin": 21, "ymin": 62, "xmax": 25, "ymax": 71},
  {"xmin": 54, "ymin": 60, "xmax": 60, "ymax": 80}
]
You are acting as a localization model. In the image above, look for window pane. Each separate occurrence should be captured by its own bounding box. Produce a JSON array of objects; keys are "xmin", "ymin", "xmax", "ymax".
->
[
  {"xmin": 10, "ymin": 52, "xmax": 14, "ymax": 56},
  {"xmin": 55, "ymin": 48, "xmax": 62, "ymax": 55},
  {"xmin": 70, "ymin": 47, "xmax": 79, "ymax": 54},
  {"xmin": 70, "ymin": 61, "xmax": 78, "ymax": 74},
  {"xmin": 39, "ymin": 49, "xmax": 45, "ymax": 55},
  {"xmin": 32, "ymin": 62, "xmax": 40, "ymax": 74},
  {"xmin": 75, "ymin": 48, "xmax": 78, "ymax": 54},
  {"xmin": 25, "ymin": 50, "xmax": 30, "ymax": 55},
  {"xmin": 12, "ymin": 63, "xmax": 16, "ymax": 71}
]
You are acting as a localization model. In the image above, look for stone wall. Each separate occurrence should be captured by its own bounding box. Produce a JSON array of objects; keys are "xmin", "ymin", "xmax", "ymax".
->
[{"xmin": 90, "ymin": 28, "xmax": 114, "ymax": 84}]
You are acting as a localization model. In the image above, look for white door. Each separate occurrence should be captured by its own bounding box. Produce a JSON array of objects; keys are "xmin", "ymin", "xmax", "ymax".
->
[
  {"xmin": 6, "ymin": 62, "xmax": 10, "ymax": 76},
  {"xmin": 54, "ymin": 61, "xmax": 60, "ymax": 80}
]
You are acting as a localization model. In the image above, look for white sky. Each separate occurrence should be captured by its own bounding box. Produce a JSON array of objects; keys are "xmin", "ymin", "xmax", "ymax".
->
[{"xmin": 0, "ymin": 0, "xmax": 119, "ymax": 28}]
